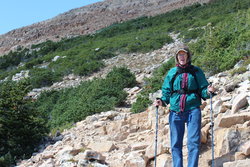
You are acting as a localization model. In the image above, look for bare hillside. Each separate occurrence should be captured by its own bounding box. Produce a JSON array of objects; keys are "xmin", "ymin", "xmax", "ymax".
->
[{"xmin": 0, "ymin": 0, "xmax": 212, "ymax": 55}]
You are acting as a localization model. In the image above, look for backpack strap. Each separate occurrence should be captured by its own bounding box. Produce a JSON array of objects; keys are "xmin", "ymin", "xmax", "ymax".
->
[
  {"xmin": 170, "ymin": 65, "xmax": 206, "ymax": 100},
  {"xmin": 189, "ymin": 66, "xmax": 206, "ymax": 101}
]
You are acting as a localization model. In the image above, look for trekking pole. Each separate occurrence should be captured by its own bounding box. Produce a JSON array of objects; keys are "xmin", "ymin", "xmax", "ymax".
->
[
  {"xmin": 154, "ymin": 106, "xmax": 159, "ymax": 167},
  {"xmin": 209, "ymin": 89, "xmax": 215, "ymax": 167}
]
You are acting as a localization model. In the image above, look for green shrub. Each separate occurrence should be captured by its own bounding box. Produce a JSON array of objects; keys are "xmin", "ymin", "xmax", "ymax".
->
[
  {"xmin": 0, "ymin": 80, "xmax": 48, "ymax": 166},
  {"xmin": 230, "ymin": 66, "xmax": 248, "ymax": 76},
  {"xmin": 0, "ymin": 51, "xmax": 21, "ymax": 70},
  {"xmin": 106, "ymin": 66, "xmax": 137, "ymax": 88},
  {"xmin": 243, "ymin": 58, "xmax": 250, "ymax": 66},
  {"xmin": 190, "ymin": 11, "xmax": 248, "ymax": 75},
  {"xmin": 131, "ymin": 57, "xmax": 175, "ymax": 113},
  {"xmin": 32, "ymin": 40, "xmax": 59, "ymax": 55},
  {"xmin": 146, "ymin": 57, "xmax": 175, "ymax": 92},
  {"xmin": 25, "ymin": 58, "xmax": 43, "ymax": 69},
  {"xmin": 74, "ymin": 59, "xmax": 104, "ymax": 76},
  {"xmin": 34, "ymin": 67, "xmax": 136, "ymax": 130},
  {"xmin": 180, "ymin": 28, "xmax": 205, "ymax": 42},
  {"xmin": 131, "ymin": 95, "xmax": 151, "ymax": 113},
  {"xmin": 93, "ymin": 50, "xmax": 115, "ymax": 59},
  {"xmin": 29, "ymin": 68, "xmax": 62, "ymax": 88},
  {"xmin": 0, "ymin": 153, "xmax": 12, "ymax": 167}
]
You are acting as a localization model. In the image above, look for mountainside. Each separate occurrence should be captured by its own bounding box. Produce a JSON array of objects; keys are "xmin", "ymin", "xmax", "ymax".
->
[
  {"xmin": 16, "ymin": 35, "xmax": 250, "ymax": 167},
  {"xmin": 0, "ymin": 0, "xmax": 212, "ymax": 56},
  {"xmin": 16, "ymin": 57, "xmax": 250, "ymax": 166}
]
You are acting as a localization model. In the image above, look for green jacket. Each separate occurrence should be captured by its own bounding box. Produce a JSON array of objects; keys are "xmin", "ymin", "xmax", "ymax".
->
[{"xmin": 161, "ymin": 65, "xmax": 209, "ymax": 112}]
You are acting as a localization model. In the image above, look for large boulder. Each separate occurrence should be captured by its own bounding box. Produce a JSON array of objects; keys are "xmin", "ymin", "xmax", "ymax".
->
[
  {"xmin": 223, "ymin": 159, "xmax": 250, "ymax": 167},
  {"xmin": 145, "ymin": 142, "xmax": 166, "ymax": 159},
  {"xmin": 39, "ymin": 158, "xmax": 55, "ymax": 167},
  {"xmin": 201, "ymin": 123, "xmax": 210, "ymax": 144},
  {"xmin": 238, "ymin": 140, "xmax": 250, "ymax": 156},
  {"xmin": 87, "ymin": 141, "xmax": 117, "ymax": 152},
  {"xmin": 218, "ymin": 113, "xmax": 250, "ymax": 128},
  {"xmin": 215, "ymin": 128, "xmax": 250, "ymax": 157},
  {"xmin": 124, "ymin": 152, "xmax": 146, "ymax": 167},
  {"xmin": 213, "ymin": 99, "xmax": 224, "ymax": 115},
  {"xmin": 231, "ymin": 93, "xmax": 248, "ymax": 113},
  {"xmin": 55, "ymin": 145, "xmax": 74, "ymax": 164},
  {"xmin": 155, "ymin": 154, "xmax": 172, "ymax": 167}
]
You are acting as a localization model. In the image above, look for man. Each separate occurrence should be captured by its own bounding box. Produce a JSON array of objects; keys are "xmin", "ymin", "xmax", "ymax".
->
[{"xmin": 155, "ymin": 44, "xmax": 215, "ymax": 167}]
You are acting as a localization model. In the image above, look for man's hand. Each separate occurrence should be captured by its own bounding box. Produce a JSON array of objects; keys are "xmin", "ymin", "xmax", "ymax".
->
[
  {"xmin": 154, "ymin": 98, "xmax": 163, "ymax": 107},
  {"xmin": 207, "ymin": 84, "xmax": 216, "ymax": 95}
]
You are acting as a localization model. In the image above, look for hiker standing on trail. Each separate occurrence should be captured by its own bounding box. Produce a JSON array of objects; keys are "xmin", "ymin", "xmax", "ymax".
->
[{"xmin": 155, "ymin": 44, "xmax": 215, "ymax": 167}]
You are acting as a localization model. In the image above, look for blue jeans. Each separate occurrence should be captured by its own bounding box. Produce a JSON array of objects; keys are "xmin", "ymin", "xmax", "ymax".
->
[{"xmin": 169, "ymin": 108, "xmax": 201, "ymax": 167}]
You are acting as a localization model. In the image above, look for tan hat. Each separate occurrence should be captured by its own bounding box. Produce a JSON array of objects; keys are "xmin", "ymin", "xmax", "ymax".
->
[{"xmin": 176, "ymin": 48, "xmax": 188, "ymax": 55}]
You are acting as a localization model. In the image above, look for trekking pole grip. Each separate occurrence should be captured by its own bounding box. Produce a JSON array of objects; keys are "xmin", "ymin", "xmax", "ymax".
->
[{"xmin": 209, "ymin": 82, "xmax": 217, "ymax": 96}]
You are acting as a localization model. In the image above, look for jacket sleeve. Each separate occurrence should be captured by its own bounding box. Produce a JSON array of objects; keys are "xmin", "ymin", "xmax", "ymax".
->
[
  {"xmin": 161, "ymin": 69, "xmax": 173, "ymax": 105},
  {"xmin": 196, "ymin": 67, "xmax": 210, "ymax": 100}
]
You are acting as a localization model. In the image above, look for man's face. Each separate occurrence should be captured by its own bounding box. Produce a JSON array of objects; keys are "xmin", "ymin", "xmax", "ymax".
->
[{"xmin": 177, "ymin": 51, "xmax": 188, "ymax": 65}]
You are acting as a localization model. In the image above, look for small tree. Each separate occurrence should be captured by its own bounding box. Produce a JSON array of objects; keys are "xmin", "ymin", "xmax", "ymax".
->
[{"xmin": 0, "ymin": 80, "xmax": 48, "ymax": 166}]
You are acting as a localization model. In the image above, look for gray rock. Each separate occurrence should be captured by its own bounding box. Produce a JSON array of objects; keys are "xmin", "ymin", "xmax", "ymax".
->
[
  {"xmin": 238, "ymin": 140, "xmax": 250, "ymax": 156},
  {"xmin": 225, "ymin": 82, "xmax": 238, "ymax": 92},
  {"xmin": 218, "ymin": 72, "xmax": 228, "ymax": 77},
  {"xmin": 232, "ymin": 93, "xmax": 248, "ymax": 113},
  {"xmin": 149, "ymin": 90, "xmax": 162, "ymax": 102},
  {"xmin": 223, "ymin": 159, "xmax": 250, "ymax": 167},
  {"xmin": 234, "ymin": 60, "xmax": 244, "ymax": 69}
]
